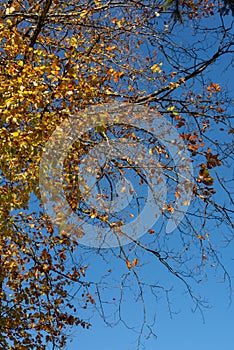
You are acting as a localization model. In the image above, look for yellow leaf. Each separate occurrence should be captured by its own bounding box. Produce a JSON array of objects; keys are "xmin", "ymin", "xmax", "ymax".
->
[
  {"xmin": 116, "ymin": 20, "xmax": 122, "ymax": 28},
  {"xmin": 90, "ymin": 212, "xmax": 98, "ymax": 219},
  {"xmin": 80, "ymin": 267, "xmax": 86, "ymax": 276},
  {"xmin": 151, "ymin": 64, "xmax": 162, "ymax": 73},
  {"xmin": 11, "ymin": 131, "xmax": 20, "ymax": 137},
  {"xmin": 169, "ymin": 82, "xmax": 180, "ymax": 89},
  {"xmin": 167, "ymin": 106, "xmax": 175, "ymax": 111},
  {"xmin": 106, "ymin": 45, "xmax": 116, "ymax": 51},
  {"xmin": 80, "ymin": 10, "xmax": 88, "ymax": 18}
]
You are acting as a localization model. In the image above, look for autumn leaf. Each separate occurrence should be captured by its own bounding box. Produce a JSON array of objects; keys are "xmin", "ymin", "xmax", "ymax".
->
[
  {"xmin": 80, "ymin": 265, "xmax": 88, "ymax": 276},
  {"xmin": 151, "ymin": 64, "xmax": 162, "ymax": 73},
  {"xmin": 206, "ymin": 83, "xmax": 221, "ymax": 93},
  {"xmin": 113, "ymin": 71, "xmax": 124, "ymax": 82},
  {"xmin": 197, "ymin": 235, "xmax": 205, "ymax": 240},
  {"xmin": 167, "ymin": 204, "xmax": 174, "ymax": 213},
  {"xmin": 126, "ymin": 259, "xmax": 132, "ymax": 269},
  {"xmin": 148, "ymin": 229, "xmax": 155, "ymax": 234},
  {"xmin": 0, "ymin": 1, "xmax": 233, "ymax": 349}
]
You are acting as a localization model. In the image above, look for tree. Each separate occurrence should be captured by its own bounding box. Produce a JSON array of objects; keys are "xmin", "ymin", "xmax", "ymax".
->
[{"xmin": 0, "ymin": 0, "xmax": 233, "ymax": 349}]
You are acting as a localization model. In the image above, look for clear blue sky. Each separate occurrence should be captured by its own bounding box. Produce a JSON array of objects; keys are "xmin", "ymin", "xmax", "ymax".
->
[
  {"xmin": 68, "ymin": 297, "xmax": 234, "ymax": 350},
  {"xmin": 67, "ymin": 240, "xmax": 234, "ymax": 350}
]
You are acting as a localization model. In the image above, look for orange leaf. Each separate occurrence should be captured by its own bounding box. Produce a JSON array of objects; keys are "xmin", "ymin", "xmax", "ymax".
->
[
  {"xmin": 167, "ymin": 204, "xmax": 174, "ymax": 213},
  {"xmin": 80, "ymin": 265, "xmax": 88, "ymax": 276},
  {"xmin": 132, "ymin": 258, "xmax": 138, "ymax": 267},
  {"xmin": 126, "ymin": 259, "xmax": 132, "ymax": 269},
  {"xmin": 197, "ymin": 235, "xmax": 205, "ymax": 240},
  {"xmin": 148, "ymin": 229, "xmax": 155, "ymax": 234},
  {"xmin": 113, "ymin": 71, "xmax": 124, "ymax": 83}
]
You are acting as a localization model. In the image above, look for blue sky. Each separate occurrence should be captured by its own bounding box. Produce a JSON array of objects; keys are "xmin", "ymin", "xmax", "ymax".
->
[
  {"xmin": 67, "ymin": 240, "xmax": 234, "ymax": 350},
  {"xmin": 68, "ymin": 298, "xmax": 234, "ymax": 350}
]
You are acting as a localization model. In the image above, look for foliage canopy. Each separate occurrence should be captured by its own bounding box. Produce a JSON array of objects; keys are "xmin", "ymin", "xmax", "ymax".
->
[{"xmin": 0, "ymin": 0, "xmax": 233, "ymax": 349}]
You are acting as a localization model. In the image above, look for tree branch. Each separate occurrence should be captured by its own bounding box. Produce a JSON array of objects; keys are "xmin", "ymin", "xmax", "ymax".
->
[
  {"xmin": 133, "ymin": 49, "xmax": 223, "ymax": 104},
  {"xmin": 29, "ymin": 0, "xmax": 53, "ymax": 47}
]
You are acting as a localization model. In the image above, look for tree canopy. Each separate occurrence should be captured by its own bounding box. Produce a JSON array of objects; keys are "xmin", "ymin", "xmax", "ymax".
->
[{"xmin": 0, "ymin": 1, "xmax": 233, "ymax": 349}]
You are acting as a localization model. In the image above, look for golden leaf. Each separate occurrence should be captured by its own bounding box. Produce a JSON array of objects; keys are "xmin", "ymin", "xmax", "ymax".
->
[
  {"xmin": 151, "ymin": 64, "xmax": 162, "ymax": 73},
  {"xmin": 11, "ymin": 131, "xmax": 20, "ymax": 137}
]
